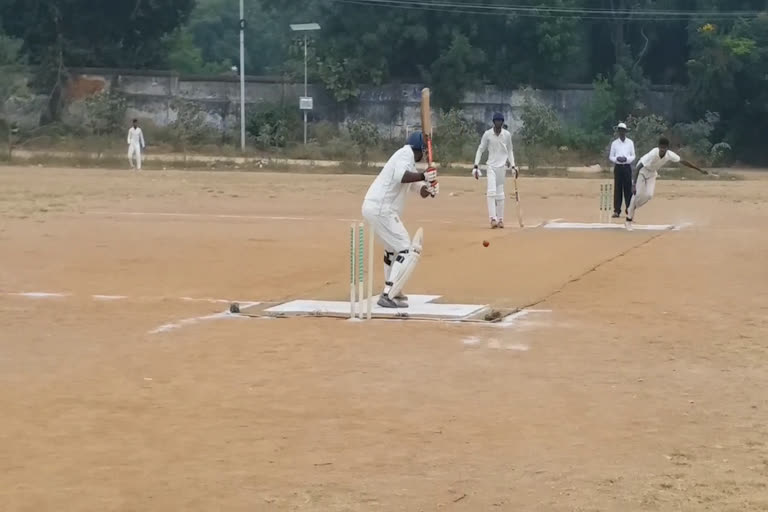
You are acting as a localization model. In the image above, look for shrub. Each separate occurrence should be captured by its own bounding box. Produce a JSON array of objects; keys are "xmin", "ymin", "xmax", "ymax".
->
[
  {"xmin": 170, "ymin": 99, "xmax": 210, "ymax": 152},
  {"xmin": 84, "ymin": 90, "xmax": 127, "ymax": 136},
  {"xmin": 246, "ymin": 103, "xmax": 301, "ymax": 148},
  {"xmin": 626, "ymin": 113, "xmax": 669, "ymax": 154},
  {"xmin": 710, "ymin": 142, "xmax": 732, "ymax": 166},
  {"xmin": 347, "ymin": 119, "xmax": 380, "ymax": 164},
  {"xmin": 436, "ymin": 108, "xmax": 473, "ymax": 167},
  {"xmin": 520, "ymin": 87, "xmax": 561, "ymax": 169},
  {"xmin": 672, "ymin": 111, "xmax": 719, "ymax": 160}
]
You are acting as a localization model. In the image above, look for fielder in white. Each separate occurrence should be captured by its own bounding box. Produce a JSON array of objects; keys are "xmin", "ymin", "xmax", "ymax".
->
[
  {"xmin": 626, "ymin": 136, "xmax": 709, "ymax": 230},
  {"xmin": 127, "ymin": 119, "xmax": 145, "ymax": 171},
  {"xmin": 362, "ymin": 132, "xmax": 438, "ymax": 309},
  {"xmin": 473, "ymin": 112, "xmax": 518, "ymax": 228}
]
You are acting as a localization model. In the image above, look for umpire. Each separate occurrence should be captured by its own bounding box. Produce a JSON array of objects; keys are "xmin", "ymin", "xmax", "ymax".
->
[{"xmin": 608, "ymin": 122, "xmax": 636, "ymax": 218}]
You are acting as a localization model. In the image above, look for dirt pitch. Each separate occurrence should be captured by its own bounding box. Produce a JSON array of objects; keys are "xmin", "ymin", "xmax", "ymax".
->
[{"xmin": 1, "ymin": 165, "xmax": 768, "ymax": 511}]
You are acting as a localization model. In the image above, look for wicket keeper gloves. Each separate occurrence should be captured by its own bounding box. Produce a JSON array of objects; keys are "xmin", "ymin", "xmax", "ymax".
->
[{"xmin": 472, "ymin": 165, "xmax": 482, "ymax": 179}]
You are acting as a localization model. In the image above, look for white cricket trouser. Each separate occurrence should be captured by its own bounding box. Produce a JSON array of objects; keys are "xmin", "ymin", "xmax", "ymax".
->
[
  {"xmin": 486, "ymin": 165, "xmax": 506, "ymax": 221},
  {"xmin": 361, "ymin": 202, "xmax": 411, "ymax": 254},
  {"xmin": 627, "ymin": 171, "xmax": 656, "ymax": 219},
  {"xmin": 128, "ymin": 144, "xmax": 142, "ymax": 170},
  {"xmin": 362, "ymin": 201, "xmax": 413, "ymax": 295}
]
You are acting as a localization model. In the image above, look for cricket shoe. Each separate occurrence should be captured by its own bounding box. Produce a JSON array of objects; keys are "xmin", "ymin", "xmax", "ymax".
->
[
  {"xmin": 490, "ymin": 219, "xmax": 498, "ymax": 229},
  {"xmin": 378, "ymin": 293, "xmax": 408, "ymax": 309},
  {"xmin": 612, "ymin": 212, "xmax": 621, "ymax": 218},
  {"xmin": 498, "ymin": 220, "xmax": 505, "ymax": 229},
  {"xmin": 625, "ymin": 218, "xmax": 633, "ymax": 231}
]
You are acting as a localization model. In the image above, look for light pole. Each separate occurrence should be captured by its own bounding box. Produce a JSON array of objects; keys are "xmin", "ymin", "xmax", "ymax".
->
[
  {"xmin": 290, "ymin": 23, "xmax": 321, "ymax": 145},
  {"xmin": 239, "ymin": 0, "xmax": 246, "ymax": 151}
]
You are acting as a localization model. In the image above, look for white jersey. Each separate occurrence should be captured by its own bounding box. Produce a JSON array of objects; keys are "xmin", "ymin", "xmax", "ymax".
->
[
  {"xmin": 363, "ymin": 145, "xmax": 420, "ymax": 215},
  {"xmin": 639, "ymin": 147, "xmax": 680, "ymax": 177},
  {"xmin": 609, "ymin": 137, "xmax": 636, "ymax": 165},
  {"xmin": 474, "ymin": 128, "xmax": 515, "ymax": 169},
  {"xmin": 127, "ymin": 127, "xmax": 145, "ymax": 147}
]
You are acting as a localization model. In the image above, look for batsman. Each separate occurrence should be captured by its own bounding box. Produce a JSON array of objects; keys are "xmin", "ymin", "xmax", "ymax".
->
[
  {"xmin": 361, "ymin": 132, "xmax": 438, "ymax": 309},
  {"xmin": 473, "ymin": 112, "xmax": 518, "ymax": 228}
]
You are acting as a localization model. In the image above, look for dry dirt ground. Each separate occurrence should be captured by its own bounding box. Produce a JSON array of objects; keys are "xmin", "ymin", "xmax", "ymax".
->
[{"xmin": 1, "ymin": 165, "xmax": 768, "ymax": 512}]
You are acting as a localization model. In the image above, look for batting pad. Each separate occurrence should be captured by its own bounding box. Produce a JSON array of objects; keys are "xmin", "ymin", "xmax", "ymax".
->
[{"xmin": 388, "ymin": 227, "xmax": 423, "ymax": 298}]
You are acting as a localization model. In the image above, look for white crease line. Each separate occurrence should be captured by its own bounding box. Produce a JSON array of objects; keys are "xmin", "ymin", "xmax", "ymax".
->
[
  {"xmin": 463, "ymin": 336, "xmax": 530, "ymax": 351},
  {"xmin": 6, "ymin": 292, "xmax": 70, "ymax": 298},
  {"xmin": 149, "ymin": 302, "xmax": 260, "ymax": 335},
  {"xmin": 2, "ymin": 291, "xmax": 260, "ymax": 306},
  {"xmin": 86, "ymin": 211, "xmax": 486, "ymax": 228}
]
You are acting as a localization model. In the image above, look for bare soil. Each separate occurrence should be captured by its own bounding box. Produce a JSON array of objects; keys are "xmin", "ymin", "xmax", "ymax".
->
[{"xmin": 1, "ymin": 166, "xmax": 767, "ymax": 511}]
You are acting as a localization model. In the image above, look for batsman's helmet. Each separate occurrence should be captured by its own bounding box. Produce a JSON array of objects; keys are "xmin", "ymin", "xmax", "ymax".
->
[
  {"xmin": 407, "ymin": 131, "xmax": 426, "ymax": 151},
  {"xmin": 493, "ymin": 112, "xmax": 504, "ymax": 122}
]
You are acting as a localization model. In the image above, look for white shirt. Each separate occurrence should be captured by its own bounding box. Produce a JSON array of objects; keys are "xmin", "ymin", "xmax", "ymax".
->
[
  {"xmin": 609, "ymin": 137, "xmax": 635, "ymax": 165},
  {"xmin": 127, "ymin": 127, "xmax": 145, "ymax": 147},
  {"xmin": 363, "ymin": 145, "xmax": 422, "ymax": 215},
  {"xmin": 639, "ymin": 147, "xmax": 681, "ymax": 177},
  {"xmin": 474, "ymin": 128, "xmax": 515, "ymax": 168}
]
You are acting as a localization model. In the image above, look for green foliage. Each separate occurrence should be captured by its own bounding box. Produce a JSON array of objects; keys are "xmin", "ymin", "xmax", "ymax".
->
[
  {"xmin": 672, "ymin": 111, "xmax": 719, "ymax": 159},
  {"xmin": 246, "ymin": 103, "xmax": 301, "ymax": 149},
  {"xmin": 685, "ymin": 14, "xmax": 768, "ymax": 162},
  {"xmin": 347, "ymin": 120, "xmax": 380, "ymax": 164},
  {"xmin": 315, "ymin": 58, "xmax": 362, "ymax": 103},
  {"xmin": 710, "ymin": 142, "xmax": 732, "ymax": 166},
  {"xmin": 520, "ymin": 88, "xmax": 561, "ymax": 146},
  {"xmin": 626, "ymin": 113, "xmax": 668, "ymax": 154},
  {"xmin": 583, "ymin": 77, "xmax": 618, "ymax": 138},
  {"xmin": 520, "ymin": 87, "xmax": 562, "ymax": 169},
  {"xmin": 0, "ymin": 32, "xmax": 25, "ymax": 108},
  {"xmin": 0, "ymin": 0, "xmax": 195, "ymax": 69},
  {"xmin": 84, "ymin": 90, "xmax": 127, "ymax": 136},
  {"xmin": 170, "ymin": 99, "xmax": 210, "ymax": 151},
  {"xmin": 427, "ymin": 33, "xmax": 485, "ymax": 109},
  {"xmin": 436, "ymin": 108, "xmax": 473, "ymax": 167},
  {"xmin": 164, "ymin": 28, "xmax": 230, "ymax": 75}
]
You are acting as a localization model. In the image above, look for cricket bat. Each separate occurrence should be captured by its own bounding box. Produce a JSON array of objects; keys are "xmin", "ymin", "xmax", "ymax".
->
[
  {"xmin": 513, "ymin": 174, "xmax": 524, "ymax": 227},
  {"xmin": 420, "ymin": 88, "xmax": 438, "ymax": 188}
]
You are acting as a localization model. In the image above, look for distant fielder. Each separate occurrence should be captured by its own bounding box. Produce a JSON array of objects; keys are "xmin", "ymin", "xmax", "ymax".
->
[
  {"xmin": 361, "ymin": 132, "xmax": 438, "ymax": 308},
  {"xmin": 127, "ymin": 119, "xmax": 145, "ymax": 171},
  {"xmin": 626, "ymin": 137, "xmax": 710, "ymax": 230},
  {"xmin": 473, "ymin": 112, "xmax": 518, "ymax": 228}
]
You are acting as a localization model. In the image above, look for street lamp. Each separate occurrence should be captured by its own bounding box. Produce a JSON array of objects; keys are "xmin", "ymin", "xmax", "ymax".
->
[
  {"xmin": 290, "ymin": 23, "xmax": 321, "ymax": 145},
  {"xmin": 239, "ymin": 0, "xmax": 246, "ymax": 151}
]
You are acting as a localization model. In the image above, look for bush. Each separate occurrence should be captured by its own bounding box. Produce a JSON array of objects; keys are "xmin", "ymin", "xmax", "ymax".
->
[
  {"xmin": 311, "ymin": 120, "xmax": 339, "ymax": 144},
  {"xmin": 436, "ymin": 108, "xmax": 473, "ymax": 167},
  {"xmin": 347, "ymin": 119, "xmax": 380, "ymax": 164},
  {"xmin": 246, "ymin": 103, "xmax": 301, "ymax": 148},
  {"xmin": 710, "ymin": 142, "xmax": 732, "ymax": 166},
  {"xmin": 672, "ymin": 111, "xmax": 719, "ymax": 160},
  {"xmin": 626, "ymin": 113, "xmax": 668, "ymax": 154},
  {"xmin": 170, "ymin": 99, "xmax": 210, "ymax": 152},
  {"xmin": 583, "ymin": 77, "xmax": 617, "ymax": 136},
  {"xmin": 84, "ymin": 90, "xmax": 127, "ymax": 136},
  {"xmin": 520, "ymin": 87, "xmax": 561, "ymax": 169}
]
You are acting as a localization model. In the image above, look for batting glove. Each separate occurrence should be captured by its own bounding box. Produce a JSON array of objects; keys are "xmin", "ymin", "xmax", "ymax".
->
[
  {"xmin": 472, "ymin": 166, "xmax": 482, "ymax": 179},
  {"xmin": 424, "ymin": 168, "xmax": 438, "ymax": 184}
]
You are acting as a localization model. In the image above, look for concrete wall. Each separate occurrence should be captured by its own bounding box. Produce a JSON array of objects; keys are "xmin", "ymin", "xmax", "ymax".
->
[{"xmin": 1, "ymin": 68, "xmax": 681, "ymax": 138}]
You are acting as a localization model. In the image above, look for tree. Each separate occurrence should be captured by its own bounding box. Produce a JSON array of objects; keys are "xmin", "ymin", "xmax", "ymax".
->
[
  {"xmin": 0, "ymin": 31, "xmax": 25, "ymax": 110},
  {"xmin": 0, "ymin": 0, "xmax": 194, "ymax": 120},
  {"xmin": 0, "ymin": 30, "xmax": 26, "ymax": 159},
  {"xmin": 686, "ymin": 14, "xmax": 768, "ymax": 162},
  {"xmin": 436, "ymin": 108, "xmax": 473, "ymax": 167},
  {"xmin": 426, "ymin": 32, "xmax": 485, "ymax": 109}
]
